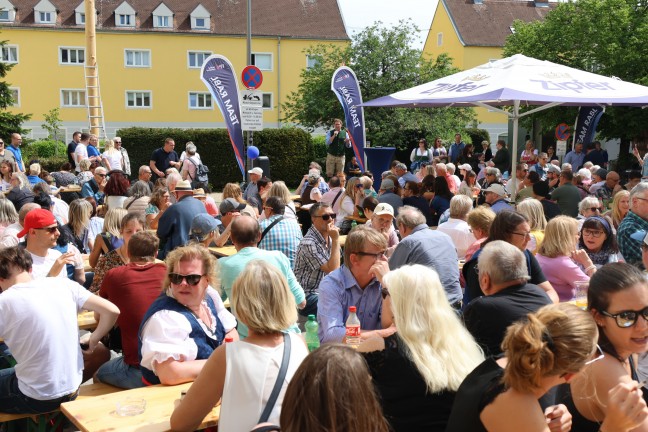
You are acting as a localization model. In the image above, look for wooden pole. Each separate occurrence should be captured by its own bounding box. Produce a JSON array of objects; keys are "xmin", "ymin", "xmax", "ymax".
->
[{"xmin": 85, "ymin": 0, "xmax": 100, "ymax": 137}]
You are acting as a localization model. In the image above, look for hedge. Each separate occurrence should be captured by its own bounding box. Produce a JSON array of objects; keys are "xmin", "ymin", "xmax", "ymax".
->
[
  {"xmin": 116, "ymin": 127, "xmax": 314, "ymax": 189},
  {"xmin": 22, "ymin": 140, "xmax": 68, "ymax": 173}
]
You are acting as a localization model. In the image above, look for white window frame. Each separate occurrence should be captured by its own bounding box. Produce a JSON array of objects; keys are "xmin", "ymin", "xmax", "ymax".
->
[
  {"xmin": 193, "ymin": 17, "xmax": 207, "ymax": 30},
  {"xmin": 59, "ymin": 47, "xmax": 85, "ymax": 65},
  {"xmin": 306, "ymin": 55, "xmax": 320, "ymax": 70},
  {"xmin": 261, "ymin": 92, "xmax": 273, "ymax": 110},
  {"xmin": 187, "ymin": 51, "xmax": 211, "ymax": 69},
  {"xmin": 60, "ymin": 89, "xmax": 86, "ymax": 107},
  {"xmin": 188, "ymin": 91, "xmax": 213, "ymax": 110},
  {"xmin": 9, "ymin": 87, "xmax": 19, "ymax": 107},
  {"xmin": 76, "ymin": 12, "xmax": 85, "ymax": 25},
  {"xmin": 38, "ymin": 11, "xmax": 54, "ymax": 24},
  {"xmin": 125, "ymin": 90, "xmax": 152, "ymax": 109},
  {"xmin": 124, "ymin": 49, "xmax": 151, "ymax": 68},
  {"xmin": 0, "ymin": 45, "xmax": 18, "ymax": 64},
  {"xmin": 117, "ymin": 13, "xmax": 134, "ymax": 27},
  {"xmin": 155, "ymin": 15, "xmax": 171, "ymax": 28},
  {"xmin": 251, "ymin": 52, "xmax": 273, "ymax": 71}
]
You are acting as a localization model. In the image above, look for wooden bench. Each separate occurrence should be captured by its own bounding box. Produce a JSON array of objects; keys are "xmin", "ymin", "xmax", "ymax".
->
[{"xmin": 0, "ymin": 382, "xmax": 122, "ymax": 430}]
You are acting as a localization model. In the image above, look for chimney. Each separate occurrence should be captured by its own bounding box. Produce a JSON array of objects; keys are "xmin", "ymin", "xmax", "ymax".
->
[{"xmin": 534, "ymin": 0, "xmax": 549, "ymax": 7}]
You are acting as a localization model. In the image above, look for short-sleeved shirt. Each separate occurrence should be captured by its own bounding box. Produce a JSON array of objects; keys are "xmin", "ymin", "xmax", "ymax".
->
[
  {"xmin": 67, "ymin": 141, "xmax": 77, "ymax": 166},
  {"xmin": 74, "ymin": 144, "xmax": 88, "ymax": 172},
  {"xmin": 257, "ymin": 215, "xmax": 303, "ymax": 268},
  {"xmin": 6, "ymin": 145, "xmax": 23, "ymax": 171},
  {"xmin": 87, "ymin": 145, "xmax": 101, "ymax": 158},
  {"xmin": 150, "ymin": 148, "xmax": 178, "ymax": 175},
  {"xmin": 0, "ymin": 149, "xmax": 16, "ymax": 169},
  {"xmin": 293, "ymin": 226, "xmax": 336, "ymax": 293}
]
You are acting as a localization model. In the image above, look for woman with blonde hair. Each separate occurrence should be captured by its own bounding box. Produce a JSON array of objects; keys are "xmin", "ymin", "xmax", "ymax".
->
[
  {"xmin": 536, "ymin": 216, "xmax": 595, "ymax": 302},
  {"xmin": 223, "ymin": 182, "xmax": 257, "ymax": 218},
  {"xmin": 170, "ymin": 260, "xmax": 307, "ymax": 432},
  {"xmin": 464, "ymin": 205, "xmax": 496, "ymax": 262},
  {"xmin": 517, "ymin": 198, "xmax": 547, "ymax": 254},
  {"xmin": 446, "ymin": 303, "xmax": 646, "ymax": 432},
  {"xmin": 604, "ymin": 189, "xmax": 630, "ymax": 230},
  {"xmin": 76, "ymin": 158, "xmax": 93, "ymax": 186},
  {"xmin": 262, "ymin": 181, "xmax": 297, "ymax": 221},
  {"xmin": 145, "ymin": 187, "xmax": 171, "ymax": 230},
  {"xmin": 335, "ymin": 176, "xmax": 362, "ymax": 233},
  {"xmin": 101, "ymin": 139, "xmax": 123, "ymax": 171},
  {"xmin": 66, "ymin": 199, "xmax": 93, "ymax": 253},
  {"xmin": 360, "ymin": 264, "xmax": 484, "ymax": 431},
  {"xmin": 88, "ymin": 207, "xmax": 127, "ymax": 268}
]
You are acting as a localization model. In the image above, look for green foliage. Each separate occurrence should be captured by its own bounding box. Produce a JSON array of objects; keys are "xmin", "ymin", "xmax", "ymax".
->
[
  {"xmin": 503, "ymin": 0, "xmax": 648, "ymax": 147},
  {"xmin": 0, "ymin": 39, "xmax": 31, "ymax": 138},
  {"xmin": 282, "ymin": 21, "xmax": 476, "ymax": 150},
  {"xmin": 23, "ymin": 140, "xmax": 67, "ymax": 160},
  {"xmin": 116, "ymin": 127, "xmax": 314, "ymax": 188},
  {"xmin": 41, "ymin": 108, "xmax": 63, "ymax": 144},
  {"xmin": 311, "ymin": 135, "xmax": 328, "ymax": 169},
  {"xmin": 464, "ymin": 128, "xmax": 491, "ymax": 146}
]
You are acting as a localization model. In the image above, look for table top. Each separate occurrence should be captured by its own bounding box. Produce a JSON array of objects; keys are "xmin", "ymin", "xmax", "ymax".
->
[
  {"xmin": 61, "ymin": 382, "xmax": 220, "ymax": 432},
  {"xmin": 78, "ymin": 311, "xmax": 97, "ymax": 331},
  {"xmin": 344, "ymin": 215, "xmax": 368, "ymax": 224},
  {"xmin": 290, "ymin": 194, "xmax": 301, "ymax": 202},
  {"xmin": 209, "ymin": 245, "xmax": 237, "ymax": 258}
]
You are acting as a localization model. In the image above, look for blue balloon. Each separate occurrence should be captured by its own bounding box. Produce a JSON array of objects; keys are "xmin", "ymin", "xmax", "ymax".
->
[{"xmin": 247, "ymin": 146, "xmax": 260, "ymax": 160}]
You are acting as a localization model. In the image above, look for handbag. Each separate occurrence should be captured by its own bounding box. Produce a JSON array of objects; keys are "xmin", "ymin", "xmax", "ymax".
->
[{"xmin": 249, "ymin": 333, "xmax": 292, "ymax": 431}]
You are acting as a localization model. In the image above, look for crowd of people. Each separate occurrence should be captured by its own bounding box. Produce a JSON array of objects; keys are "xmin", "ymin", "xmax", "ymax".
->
[{"xmin": 2, "ymin": 127, "xmax": 648, "ymax": 432}]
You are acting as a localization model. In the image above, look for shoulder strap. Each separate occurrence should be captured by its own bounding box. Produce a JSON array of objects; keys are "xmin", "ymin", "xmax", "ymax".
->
[
  {"xmin": 124, "ymin": 197, "xmax": 138, "ymax": 210},
  {"xmin": 258, "ymin": 333, "xmax": 291, "ymax": 424},
  {"xmin": 331, "ymin": 189, "xmax": 344, "ymax": 208},
  {"xmin": 259, "ymin": 216, "xmax": 284, "ymax": 243}
]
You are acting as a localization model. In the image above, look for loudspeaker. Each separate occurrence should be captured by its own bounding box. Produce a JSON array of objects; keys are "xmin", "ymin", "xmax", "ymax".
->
[{"xmin": 253, "ymin": 156, "xmax": 270, "ymax": 178}]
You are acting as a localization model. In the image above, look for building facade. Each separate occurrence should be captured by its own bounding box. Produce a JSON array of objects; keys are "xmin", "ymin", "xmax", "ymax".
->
[{"xmin": 0, "ymin": 0, "xmax": 349, "ymax": 140}]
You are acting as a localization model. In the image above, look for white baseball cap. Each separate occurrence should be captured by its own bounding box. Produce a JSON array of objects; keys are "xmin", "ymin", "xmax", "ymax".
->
[
  {"xmin": 248, "ymin": 167, "xmax": 263, "ymax": 176},
  {"xmin": 373, "ymin": 203, "xmax": 394, "ymax": 217}
]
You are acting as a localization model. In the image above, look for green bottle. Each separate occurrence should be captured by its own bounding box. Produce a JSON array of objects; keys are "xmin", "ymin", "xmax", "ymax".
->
[{"xmin": 305, "ymin": 314, "xmax": 320, "ymax": 352}]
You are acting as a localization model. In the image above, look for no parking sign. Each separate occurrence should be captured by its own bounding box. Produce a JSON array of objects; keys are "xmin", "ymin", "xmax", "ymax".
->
[
  {"xmin": 241, "ymin": 65, "xmax": 263, "ymax": 90},
  {"xmin": 555, "ymin": 123, "xmax": 571, "ymax": 141}
]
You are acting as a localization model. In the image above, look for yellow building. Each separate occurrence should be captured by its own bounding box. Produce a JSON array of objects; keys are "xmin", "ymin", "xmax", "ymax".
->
[
  {"xmin": 0, "ymin": 0, "xmax": 349, "ymax": 140},
  {"xmin": 423, "ymin": 0, "xmax": 555, "ymax": 142}
]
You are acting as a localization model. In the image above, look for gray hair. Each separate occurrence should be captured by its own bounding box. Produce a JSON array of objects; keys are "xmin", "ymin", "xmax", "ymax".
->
[
  {"xmin": 11, "ymin": 172, "xmax": 29, "ymax": 189},
  {"xmin": 381, "ymin": 170, "xmax": 392, "ymax": 179},
  {"xmin": 94, "ymin": 167, "xmax": 107, "ymax": 175},
  {"xmin": 395, "ymin": 162, "xmax": 407, "ymax": 171},
  {"xmin": 446, "ymin": 163, "xmax": 456, "ymax": 175},
  {"xmin": 630, "ymin": 182, "xmax": 648, "ymax": 210},
  {"xmin": 449, "ymin": 194, "xmax": 473, "ymax": 219},
  {"xmin": 129, "ymin": 180, "xmax": 152, "ymax": 198},
  {"xmin": 186, "ymin": 142, "xmax": 197, "ymax": 155},
  {"xmin": 396, "ymin": 205, "xmax": 426, "ymax": 228},
  {"xmin": 561, "ymin": 163, "xmax": 572, "ymax": 171},
  {"xmin": 578, "ymin": 196, "xmax": 600, "ymax": 214},
  {"xmin": 478, "ymin": 240, "xmax": 530, "ymax": 285},
  {"xmin": 484, "ymin": 167, "xmax": 501, "ymax": 179}
]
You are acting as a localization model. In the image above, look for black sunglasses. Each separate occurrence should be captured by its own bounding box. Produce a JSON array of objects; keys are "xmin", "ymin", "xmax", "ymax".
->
[
  {"xmin": 588, "ymin": 207, "xmax": 602, "ymax": 212},
  {"xmin": 315, "ymin": 213, "xmax": 336, "ymax": 221},
  {"xmin": 601, "ymin": 307, "xmax": 648, "ymax": 328},
  {"xmin": 36, "ymin": 226, "xmax": 59, "ymax": 233},
  {"xmin": 169, "ymin": 273, "xmax": 204, "ymax": 286}
]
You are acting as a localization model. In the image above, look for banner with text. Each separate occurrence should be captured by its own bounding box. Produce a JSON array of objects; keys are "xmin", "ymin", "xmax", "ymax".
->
[
  {"xmin": 573, "ymin": 106, "xmax": 605, "ymax": 147},
  {"xmin": 331, "ymin": 66, "xmax": 366, "ymax": 172},
  {"xmin": 201, "ymin": 55, "xmax": 245, "ymax": 176}
]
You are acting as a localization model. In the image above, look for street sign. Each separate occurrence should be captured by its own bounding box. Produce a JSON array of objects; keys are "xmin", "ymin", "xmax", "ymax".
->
[
  {"xmin": 241, "ymin": 90, "xmax": 263, "ymax": 131},
  {"xmin": 555, "ymin": 123, "xmax": 571, "ymax": 141},
  {"xmin": 556, "ymin": 140, "xmax": 567, "ymax": 156},
  {"xmin": 241, "ymin": 65, "xmax": 263, "ymax": 89}
]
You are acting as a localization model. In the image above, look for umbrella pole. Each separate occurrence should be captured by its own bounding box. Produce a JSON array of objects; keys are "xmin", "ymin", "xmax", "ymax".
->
[{"xmin": 510, "ymin": 100, "xmax": 520, "ymax": 203}]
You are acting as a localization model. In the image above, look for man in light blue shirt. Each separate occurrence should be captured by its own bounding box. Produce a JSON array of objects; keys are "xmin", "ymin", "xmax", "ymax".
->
[
  {"xmin": 448, "ymin": 133, "xmax": 465, "ymax": 165},
  {"xmin": 219, "ymin": 215, "xmax": 305, "ymax": 339},
  {"xmin": 7, "ymin": 133, "xmax": 25, "ymax": 172},
  {"xmin": 564, "ymin": 142, "xmax": 585, "ymax": 171},
  {"xmin": 317, "ymin": 225, "xmax": 394, "ymax": 343}
]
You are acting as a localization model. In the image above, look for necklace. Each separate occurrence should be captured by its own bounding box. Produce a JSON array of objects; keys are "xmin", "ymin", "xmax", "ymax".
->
[{"xmin": 187, "ymin": 303, "xmax": 216, "ymax": 337}]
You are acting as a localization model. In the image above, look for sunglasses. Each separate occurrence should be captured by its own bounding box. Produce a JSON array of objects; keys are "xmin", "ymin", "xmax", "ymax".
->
[
  {"xmin": 36, "ymin": 226, "xmax": 59, "ymax": 233},
  {"xmin": 169, "ymin": 273, "xmax": 204, "ymax": 286},
  {"xmin": 588, "ymin": 207, "xmax": 602, "ymax": 212},
  {"xmin": 584, "ymin": 344, "xmax": 605, "ymax": 365},
  {"xmin": 601, "ymin": 307, "xmax": 648, "ymax": 328},
  {"xmin": 96, "ymin": 173, "xmax": 106, "ymax": 177},
  {"xmin": 315, "ymin": 213, "xmax": 336, "ymax": 221}
]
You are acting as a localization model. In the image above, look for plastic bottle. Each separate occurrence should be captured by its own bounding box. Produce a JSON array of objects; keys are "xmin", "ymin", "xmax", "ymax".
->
[
  {"xmin": 305, "ymin": 314, "xmax": 320, "ymax": 352},
  {"xmin": 345, "ymin": 306, "xmax": 361, "ymax": 348},
  {"xmin": 225, "ymin": 336, "xmax": 234, "ymax": 343}
]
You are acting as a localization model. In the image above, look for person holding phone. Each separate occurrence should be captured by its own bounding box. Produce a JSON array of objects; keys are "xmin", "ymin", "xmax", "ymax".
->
[{"xmin": 632, "ymin": 143, "xmax": 648, "ymax": 178}]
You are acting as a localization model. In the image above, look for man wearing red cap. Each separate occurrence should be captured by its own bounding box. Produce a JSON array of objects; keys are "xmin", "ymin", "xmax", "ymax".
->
[{"xmin": 19, "ymin": 209, "xmax": 84, "ymax": 281}]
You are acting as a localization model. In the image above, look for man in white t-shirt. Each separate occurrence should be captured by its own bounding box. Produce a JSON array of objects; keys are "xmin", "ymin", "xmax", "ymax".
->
[
  {"xmin": 19, "ymin": 208, "xmax": 84, "ymax": 282},
  {"xmin": 73, "ymin": 132, "xmax": 90, "ymax": 173},
  {"xmin": 0, "ymin": 247, "xmax": 119, "ymax": 414}
]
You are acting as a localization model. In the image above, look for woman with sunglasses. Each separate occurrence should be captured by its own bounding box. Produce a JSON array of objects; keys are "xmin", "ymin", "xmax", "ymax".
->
[
  {"xmin": 579, "ymin": 216, "xmax": 624, "ymax": 268},
  {"xmin": 577, "ymin": 196, "xmax": 603, "ymax": 229},
  {"xmin": 140, "ymin": 244, "xmax": 238, "ymax": 386},
  {"xmin": 560, "ymin": 263, "xmax": 648, "ymax": 431},
  {"xmin": 171, "ymin": 260, "xmax": 306, "ymax": 431},
  {"xmin": 447, "ymin": 303, "xmax": 647, "ymax": 432},
  {"xmin": 432, "ymin": 137, "xmax": 447, "ymax": 162}
]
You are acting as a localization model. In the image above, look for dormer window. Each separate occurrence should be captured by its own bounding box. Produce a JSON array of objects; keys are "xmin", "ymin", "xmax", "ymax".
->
[
  {"xmin": 115, "ymin": 1, "xmax": 136, "ymax": 28},
  {"xmin": 190, "ymin": 4, "xmax": 210, "ymax": 31},
  {"xmin": 74, "ymin": 2, "xmax": 92, "ymax": 26},
  {"xmin": 34, "ymin": 0, "xmax": 57, "ymax": 25},
  {"xmin": 0, "ymin": 0, "xmax": 15, "ymax": 23},
  {"xmin": 152, "ymin": 3, "xmax": 173, "ymax": 29}
]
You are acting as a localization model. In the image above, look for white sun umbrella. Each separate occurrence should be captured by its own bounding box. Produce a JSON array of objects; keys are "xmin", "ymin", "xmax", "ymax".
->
[{"xmin": 362, "ymin": 54, "xmax": 648, "ymax": 200}]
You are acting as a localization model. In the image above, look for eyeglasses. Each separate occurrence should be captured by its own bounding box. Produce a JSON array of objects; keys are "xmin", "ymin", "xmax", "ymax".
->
[
  {"xmin": 114, "ymin": 141, "xmax": 121, "ymax": 144},
  {"xmin": 36, "ymin": 226, "xmax": 59, "ymax": 233},
  {"xmin": 355, "ymin": 250, "xmax": 386, "ymax": 259},
  {"xmin": 96, "ymin": 173, "xmax": 106, "ymax": 177},
  {"xmin": 509, "ymin": 231, "xmax": 531, "ymax": 239},
  {"xmin": 315, "ymin": 213, "xmax": 336, "ymax": 221},
  {"xmin": 587, "ymin": 207, "xmax": 602, "ymax": 213},
  {"xmin": 582, "ymin": 229, "xmax": 604, "ymax": 238},
  {"xmin": 0, "ymin": 142, "xmax": 4, "ymax": 145},
  {"xmin": 584, "ymin": 344, "xmax": 605, "ymax": 365},
  {"xmin": 601, "ymin": 306, "xmax": 648, "ymax": 328},
  {"xmin": 169, "ymin": 273, "xmax": 204, "ymax": 286},
  {"xmin": 635, "ymin": 197, "xmax": 648, "ymax": 203}
]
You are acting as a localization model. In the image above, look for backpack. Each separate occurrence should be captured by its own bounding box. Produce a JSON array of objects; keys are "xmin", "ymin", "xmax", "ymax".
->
[{"xmin": 188, "ymin": 157, "xmax": 210, "ymax": 189}]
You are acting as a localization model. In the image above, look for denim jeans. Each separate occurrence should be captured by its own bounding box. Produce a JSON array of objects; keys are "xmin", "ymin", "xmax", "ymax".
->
[
  {"xmin": 0, "ymin": 369, "xmax": 78, "ymax": 414},
  {"xmin": 95, "ymin": 356, "xmax": 144, "ymax": 389},
  {"xmin": 297, "ymin": 292, "xmax": 319, "ymax": 318}
]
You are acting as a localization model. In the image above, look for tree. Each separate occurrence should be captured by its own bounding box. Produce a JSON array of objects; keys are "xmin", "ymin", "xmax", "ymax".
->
[
  {"xmin": 0, "ymin": 39, "xmax": 30, "ymax": 138},
  {"xmin": 41, "ymin": 108, "xmax": 62, "ymax": 142},
  {"xmin": 503, "ymin": 0, "xmax": 648, "ymax": 156},
  {"xmin": 282, "ymin": 21, "xmax": 476, "ymax": 150}
]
